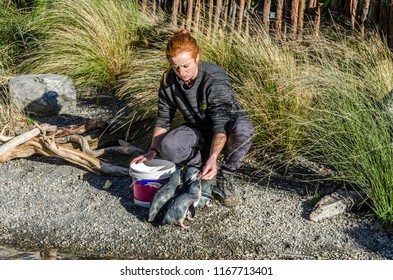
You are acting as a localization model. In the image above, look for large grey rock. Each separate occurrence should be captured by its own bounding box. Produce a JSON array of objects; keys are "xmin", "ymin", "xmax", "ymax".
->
[{"xmin": 9, "ymin": 74, "xmax": 77, "ymax": 117}]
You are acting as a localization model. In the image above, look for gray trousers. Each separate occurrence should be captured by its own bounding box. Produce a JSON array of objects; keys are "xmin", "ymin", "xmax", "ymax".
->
[{"xmin": 159, "ymin": 117, "xmax": 255, "ymax": 172}]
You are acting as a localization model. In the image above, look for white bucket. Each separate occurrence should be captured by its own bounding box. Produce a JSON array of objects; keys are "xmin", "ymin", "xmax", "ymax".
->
[{"xmin": 129, "ymin": 159, "xmax": 176, "ymax": 208}]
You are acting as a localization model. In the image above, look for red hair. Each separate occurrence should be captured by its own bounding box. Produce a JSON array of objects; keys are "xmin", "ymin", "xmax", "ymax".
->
[{"xmin": 166, "ymin": 29, "xmax": 200, "ymax": 60}]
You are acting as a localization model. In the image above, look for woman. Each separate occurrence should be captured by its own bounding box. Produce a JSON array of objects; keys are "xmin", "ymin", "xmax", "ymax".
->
[{"xmin": 131, "ymin": 29, "xmax": 254, "ymax": 207}]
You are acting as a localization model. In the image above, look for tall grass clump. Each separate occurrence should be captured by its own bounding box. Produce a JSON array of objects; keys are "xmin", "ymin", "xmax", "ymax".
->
[
  {"xmin": 113, "ymin": 12, "xmax": 173, "ymax": 143},
  {"xmin": 115, "ymin": 47, "xmax": 171, "ymax": 142},
  {"xmin": 297, "ymin": 30, "xmax": 393, "ymax": 225},
  {"xmin": 22, "ymin": 0, "xmax": 150, "ymax": 90},
  {"xmin": 0, "ymin": 0, "xmax": 35, "ymax": 71},
  {"xmin": 0, "ymin": 1, "xmax": 29, "ymax": 135},
  {"xmin": 196, "ymin": 23, "xmax": 314, "ymax": 162}
]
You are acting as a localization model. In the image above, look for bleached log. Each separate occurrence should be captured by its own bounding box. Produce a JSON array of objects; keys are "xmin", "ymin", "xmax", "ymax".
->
[
  {"xmin": 0, "ymin": 138, "xmax": 54, "ymax": 162},
  {"xmin": 0, "ymin": 127, "xmax": 41, "ymax": 157},
  {"xmin": 309, "ymin": 187, "xmax": 366, "ymax": 222}
]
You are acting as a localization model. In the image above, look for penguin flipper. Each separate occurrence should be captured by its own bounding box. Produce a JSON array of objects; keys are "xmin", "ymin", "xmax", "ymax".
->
[{"xmin": 201, "ymin": 191, "xmax": 214, "ymax": 200}]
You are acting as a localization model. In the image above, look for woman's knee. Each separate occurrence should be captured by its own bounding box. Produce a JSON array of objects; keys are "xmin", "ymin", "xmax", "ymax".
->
[{"xmin": 159, "ymin": 125, "xmax": 202, "ymax": 164}]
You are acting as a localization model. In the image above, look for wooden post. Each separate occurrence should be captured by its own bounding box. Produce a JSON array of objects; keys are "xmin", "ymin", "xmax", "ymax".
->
[
  {"xmin": 207, "ymin": 0, "xmax": 214, "ymax": 38},
  {"xmin": 193, "ymin": 0, "xmax": 201, "ymax": 32},
  {"xmin": 186, "ymin": 0, "xmax": 194, "ymax": 29},
  {"xmin": 231, "ymin": 0, "xmax": 237, "ymax": 31},
  {"xmin": 171, "ymin": 0, "xmax": 180, "ymax": 26},
  {"xmin": 263, "ymin": 0, "xmax": 272, "ymax": 33},
  {"xmin": 360, "ymin": 0, "xmax": 371, "ymax": 37},
  {"xmin": 214, "ymin": 0, "xmax": 224, "ymax": 35},
  {"xmin": 245, "ymin": 0, "xmax": 252, "ymax": 35},
  {"xmin": 223, "ymin": 0, "xmax": 229, "ymax": 30},
  {"xmin": 315, "ymin": 3, "xmax": 323, "ymax": 37},
  {"xmin": 350, "ymin": 0, "xmax": 359, "ymax": 30},
  {"xmin": 276, "ymin": 0, "xmax": 284, "ymax": 41},
  {"xmin": 291, "ymin": 0, "xmax": 299, "ymax": 35},
  {"xmin": 298, "ymin": 0, "xmax": 306, "ymax": 35},
  {"xmin": 237, "ymin": 0, "xmax": 246, "ymax": 33},
  {"xmin": 308, "ymin": 0, "xmax": 316, "ymax": 9}
]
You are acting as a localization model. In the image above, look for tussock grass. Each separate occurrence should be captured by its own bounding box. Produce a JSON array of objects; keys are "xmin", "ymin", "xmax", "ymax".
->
[
  {"xmin": 113, "ymin": 22, "xmax": 174, "ymax": 145},
  {"xmin": 22, "ymin": 0, "xmax": 150, "ymax": 90},
  {"xmin": 0, "ymin": 1, "xmax": 32, "ymax": 71},
  {"xmin": 115, "ymin": 48, "xmax": 168, "ymax": 142},
  {"xmin": 294, "ymin": 30, "xmax": 393, "ymax": 224},
  {"xmin": 0, "ymin": 3, "xmax": 29, "ymax": 136}
]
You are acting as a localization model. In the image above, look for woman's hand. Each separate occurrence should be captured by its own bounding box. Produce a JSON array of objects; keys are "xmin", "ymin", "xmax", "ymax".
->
[
  {"xmin": 201, "ymin": 157, "xmax": 218, "ymax": 180},
  {"xmin": 130, "ymin": 150, "xmax": 157, "ymax": 165}
]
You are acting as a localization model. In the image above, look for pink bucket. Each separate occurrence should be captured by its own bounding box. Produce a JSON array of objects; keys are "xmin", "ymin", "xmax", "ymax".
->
[
  {"xmin": 132, "ymin": 179, "xmax": 170, "ymax": 208},
  {"xmin": 129, "ymin": 159, "xmax": 176, "ymax": 208}
]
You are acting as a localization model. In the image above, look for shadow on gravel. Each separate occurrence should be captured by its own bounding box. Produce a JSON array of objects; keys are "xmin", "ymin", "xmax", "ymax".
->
[
  {"xmin": 24, "ymin": 154, "xmax": 80, "ymax": 168},
  {"xmin": 83, "ymin": 172, "xmax": 149, "ymax": 222},
  {"xmin": 240, "ymin": 163, "xmax": 342, "ymax": 221},
  {"xmin": 35, "ymin": 113, "xmax": 90, "ymax": 127},
  {"xmin": 242, "ymin": 163, "xmax": 341, "ymax": 196},
  {"xmin": 345, "ymin": 223, "xmax": 393, "ymax": 259}
]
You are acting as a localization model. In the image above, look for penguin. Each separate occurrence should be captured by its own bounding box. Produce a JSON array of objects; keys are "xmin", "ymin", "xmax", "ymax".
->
[
  {"xmin": 196, "ymin": 179, "xmax": 216, "ymax": 209},
  {"xmin": 195, "ymin": 178, "xmax": 227, "ymax": 209},
  {"xmin": 148, "ymin": 168, "xmax": 182, "ymax": 222},
  {"xmin": 162, "ymin": 173, "xmax": 202, "ymax": 229},
  {"xmin": 178, "ymin": 165, "xmax": 202, "ymax": 211}
]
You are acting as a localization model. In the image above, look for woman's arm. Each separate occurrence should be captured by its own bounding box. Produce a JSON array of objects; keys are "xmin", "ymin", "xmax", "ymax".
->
[
  {"xmin": 130, "ymin": 127, "xmax": 168, "ymax": 164},
  {"xmin": 201, "ymin": 132, "xmax": 227, "ymax": 180}
]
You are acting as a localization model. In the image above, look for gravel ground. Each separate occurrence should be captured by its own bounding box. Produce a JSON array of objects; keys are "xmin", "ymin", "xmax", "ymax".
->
[{"xmin": 1, "ymin": 97, "xmax": 393, "ymax": 260}]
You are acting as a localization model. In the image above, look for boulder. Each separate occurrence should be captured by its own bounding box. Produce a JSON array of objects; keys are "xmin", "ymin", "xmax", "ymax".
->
[{"xmin": 9, "ymin": 74, "xmax": 77, "ymax": 117}]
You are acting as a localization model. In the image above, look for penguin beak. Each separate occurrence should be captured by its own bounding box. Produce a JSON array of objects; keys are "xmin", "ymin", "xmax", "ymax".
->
[{"xmin": 190, "ymin": 172, "xmax": 202, "ymax": 181}]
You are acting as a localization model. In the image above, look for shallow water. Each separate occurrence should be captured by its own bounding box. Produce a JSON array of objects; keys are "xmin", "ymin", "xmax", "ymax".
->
[{"xmin": 0, "ymin": 245, "xmax": 79, "ymax": 260}]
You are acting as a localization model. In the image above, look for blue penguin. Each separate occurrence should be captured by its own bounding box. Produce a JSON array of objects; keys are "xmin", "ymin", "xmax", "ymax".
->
[
  {"xmin": 195, "ymin": 179, "xmax": 227, "ymax": 209},
  {"xmin": 196, "ymin": 179, "xmax": 215, "ymax": 209},
  {"xmin": 162, "ymin": 172, "xmax": 202, "ymax": 229},
  {"xmin": 148, "ymin": 168, "xmax": 182, "ymax": 222}
]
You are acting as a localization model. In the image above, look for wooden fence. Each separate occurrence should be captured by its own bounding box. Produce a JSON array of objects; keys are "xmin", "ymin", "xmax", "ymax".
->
[{"xmin": 141, "ymin": 0, "xmax": 393, "ymax": 47}]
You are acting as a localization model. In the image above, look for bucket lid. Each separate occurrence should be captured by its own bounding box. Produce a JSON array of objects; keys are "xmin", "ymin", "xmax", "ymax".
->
[{"xmin": 130, "ymin": 159, "xmax": 176, "ymax": 180}]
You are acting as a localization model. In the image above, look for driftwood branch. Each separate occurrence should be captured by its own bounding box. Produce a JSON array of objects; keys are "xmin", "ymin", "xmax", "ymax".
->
[
  {"xmin": 0, "ymin": 126, "xmax": 43, "ymax": 157},
  {"xmin": 54, "ymin": 120, "xmax": 106, "ymax": 137},
  {"xmin": 0, "ymin": 120, "xmax": 142, "ymax": 176}
]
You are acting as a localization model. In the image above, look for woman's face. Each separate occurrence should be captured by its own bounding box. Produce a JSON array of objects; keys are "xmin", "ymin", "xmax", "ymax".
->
[{"xmin": 169, "ymin": 51, "xmax": 199, "ymax": 83}]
